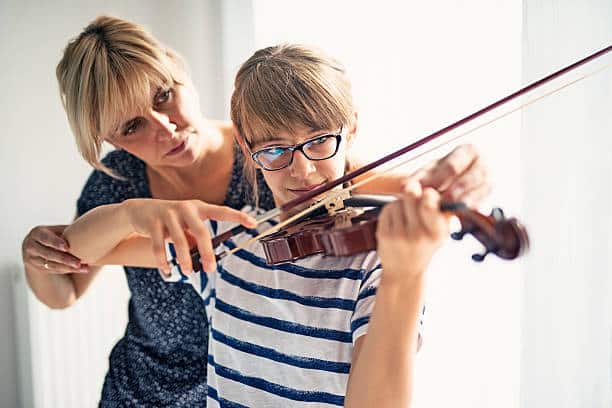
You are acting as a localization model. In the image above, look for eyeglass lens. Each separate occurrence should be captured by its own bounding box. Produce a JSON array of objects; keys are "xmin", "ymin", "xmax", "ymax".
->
[{"xmin": 256, "ymin": 135, "xmax": 338, "ymax": 170}]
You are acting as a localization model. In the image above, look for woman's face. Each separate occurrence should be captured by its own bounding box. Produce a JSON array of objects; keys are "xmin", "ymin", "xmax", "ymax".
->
[
  {"xmin": 250, "ymin": 124, "xmax": 353, "ymax": 212},
  {"xmin": 106, "ymin": 80, "xmax": 205, "ymax": 167}
]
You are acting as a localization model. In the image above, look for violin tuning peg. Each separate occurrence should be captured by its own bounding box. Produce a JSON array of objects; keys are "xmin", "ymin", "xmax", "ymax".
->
[
  {"xmin": 471, "ymin": 250, "xmax": 490, "ymax": 262},
  {"xmin": 490, "ymin": 207, "xmax": 505, "ymax": 221},
  {"xmin": 451, "ymin": 230, "xmax": 466, "ymax": 240}
]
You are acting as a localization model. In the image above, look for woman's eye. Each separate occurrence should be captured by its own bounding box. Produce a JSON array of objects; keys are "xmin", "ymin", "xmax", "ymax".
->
[
  {"xmin": 154, "ymin": 88, "xmax": 172, "ymax": 105},
  {"xmin": 123, "ymin": 118, "xmax": 143, "ymax": 136}
]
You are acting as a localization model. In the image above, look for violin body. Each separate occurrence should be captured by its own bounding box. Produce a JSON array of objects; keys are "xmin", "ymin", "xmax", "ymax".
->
[
  {"xmin": 260, "ymin": 198, "xmax": 529, "ymax": 265},
  {"xmin": 261, "ymin": 208, "xmax": 379, "ymax": 265}
]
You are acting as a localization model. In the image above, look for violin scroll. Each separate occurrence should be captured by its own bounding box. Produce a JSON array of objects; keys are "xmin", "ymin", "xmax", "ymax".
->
[{"xmin": 441, "ymin": 202, "xmax": 529, "ymax": 262}]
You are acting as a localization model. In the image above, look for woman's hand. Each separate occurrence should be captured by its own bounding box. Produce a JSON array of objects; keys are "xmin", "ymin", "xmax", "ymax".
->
[
  {"xmin": 376, "ymin": 182, "xmax": 450, "ymax": 280},
  {"xmin": 22, "ymin": 225, "xmax": 89, "ymax": 274},
  {"xmin": 124, "ymin": 199, "xmax": 257, "ymax": 274}
]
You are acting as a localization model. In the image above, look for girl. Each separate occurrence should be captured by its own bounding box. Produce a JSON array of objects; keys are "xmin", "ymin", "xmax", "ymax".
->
[{"xmin": 62, "ymin": 44, "xmax": 451, "ymax": 407}]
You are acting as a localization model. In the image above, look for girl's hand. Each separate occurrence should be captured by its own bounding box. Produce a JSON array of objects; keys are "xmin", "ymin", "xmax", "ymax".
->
[
  {"xmin": 414, "ymin": 144, "xmax": 490, "ymax": 207},
  {"xmin": 376, "ymin": 182, "xmax": 450, "ymax": 281},
  {"xmin": 22, "ymin": 225, "xmax": 89, "ymax": 274},
  {"xmin": 124, "ymin": 199, "xmax": 257, "ymax": 274}
]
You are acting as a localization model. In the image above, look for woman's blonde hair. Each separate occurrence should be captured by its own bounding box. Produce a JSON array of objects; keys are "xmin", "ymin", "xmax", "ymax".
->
[
  {"xmin": 56, "ymin": 15, "xmax": 186, "ymax": 175},
  {"xmin": 230, "ymin": 44, "xmax": 355, "ymax": 201}
]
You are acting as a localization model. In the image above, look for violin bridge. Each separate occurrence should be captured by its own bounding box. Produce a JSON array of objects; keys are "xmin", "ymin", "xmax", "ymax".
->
[
  {"xmin": 334, "ymin": 209, "xmax": 357, "ymax": 228},
  {"xmin": 324, "ymin": 190, "xmax": 350, "ymax": 215}
]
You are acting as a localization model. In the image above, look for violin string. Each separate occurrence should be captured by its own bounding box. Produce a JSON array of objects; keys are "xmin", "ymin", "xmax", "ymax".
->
[
  {"xmin": 215, "ymin": 63, "xmax": 610, "ymax": 261},
  {"xmin": 217, "ymin": 191, "xmax": 347, "ymax": 260}
]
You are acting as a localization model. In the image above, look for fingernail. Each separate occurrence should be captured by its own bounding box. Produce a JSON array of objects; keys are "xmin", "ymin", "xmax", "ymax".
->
[{"xmin": 78, "ymin": 266, "xmax": 89, "ymax": 273}]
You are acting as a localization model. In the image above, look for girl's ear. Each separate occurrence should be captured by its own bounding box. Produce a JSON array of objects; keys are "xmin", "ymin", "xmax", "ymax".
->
[
  {"xmin": 232, "ymin": 124, "xmax": 262, "ymax": 170},
  {"xmin": 346, "ymin": 111, "xmax": 358, "ymax": 147},
  {"xmin": 232, "ymin": 124, "xmax": 250, "ymax": 156}
]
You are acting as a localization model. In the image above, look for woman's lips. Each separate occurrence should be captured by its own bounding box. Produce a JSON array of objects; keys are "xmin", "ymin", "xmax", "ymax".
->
[{"xmin": 165, "ymin": 140, "xmax": 186, "ymax": 156}]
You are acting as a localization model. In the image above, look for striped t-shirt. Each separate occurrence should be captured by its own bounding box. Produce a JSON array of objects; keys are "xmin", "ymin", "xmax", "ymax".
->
[{"xmin": 164, "ymin": 208, "xmax": 386, "ymax": 407}]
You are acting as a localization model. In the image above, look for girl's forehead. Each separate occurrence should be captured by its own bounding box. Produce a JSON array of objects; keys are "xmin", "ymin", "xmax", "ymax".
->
[{"xmin": 249, "ymin": 124, "xmax": 334, "ymax": 146}]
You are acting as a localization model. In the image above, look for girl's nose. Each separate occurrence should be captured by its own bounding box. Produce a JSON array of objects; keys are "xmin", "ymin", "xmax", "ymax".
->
[{"xmin": 289, "ymin": 150, "xmax": 316, "ymax": 178}]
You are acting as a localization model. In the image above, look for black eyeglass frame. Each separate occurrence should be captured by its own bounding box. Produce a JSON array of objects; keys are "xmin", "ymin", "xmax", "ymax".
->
[{"xmin": 250, "ymin": 129, "xmax": 344, "ymax": 171}]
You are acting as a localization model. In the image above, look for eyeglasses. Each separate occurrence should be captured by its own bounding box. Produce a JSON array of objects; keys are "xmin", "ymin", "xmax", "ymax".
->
[{"xmin": 250, "ymin": 128, "xmax": 343, "ymax": 171}]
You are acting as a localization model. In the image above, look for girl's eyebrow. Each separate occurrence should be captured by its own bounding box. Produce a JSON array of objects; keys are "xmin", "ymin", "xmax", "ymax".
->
[{"xmin": 251, "ymin": 128, "xmax": 334, "ymax": 149}]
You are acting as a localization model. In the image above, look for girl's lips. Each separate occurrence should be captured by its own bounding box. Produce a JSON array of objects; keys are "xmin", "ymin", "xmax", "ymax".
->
[{"xmin": 287, "ymin": 183, "xmax": 325, "ymax": 194}]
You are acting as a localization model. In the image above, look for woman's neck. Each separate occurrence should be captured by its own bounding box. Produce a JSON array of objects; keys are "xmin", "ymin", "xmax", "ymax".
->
[{"xmin": 147, "ymin": 120, "xmax": 236, "ymax": 203}]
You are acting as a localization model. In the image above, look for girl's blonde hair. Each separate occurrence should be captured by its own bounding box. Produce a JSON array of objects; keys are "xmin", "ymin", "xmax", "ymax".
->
[
  {"xmin": 56, "ymin": 15, "xmax": 186, "ymax": 176},
  {"xmin": 230, "ymin": 44, "xmax": 355, "ymax": 201}
]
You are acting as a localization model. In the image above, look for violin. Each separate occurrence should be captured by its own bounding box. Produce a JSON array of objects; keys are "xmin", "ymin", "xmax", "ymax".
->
[
  {"xmin": 181, "ymin": 45, "xmax": 609, "ymax": 271},
  {"xmin": 258, "ymin": 197, "xmax": 529, "ymax": 265}
]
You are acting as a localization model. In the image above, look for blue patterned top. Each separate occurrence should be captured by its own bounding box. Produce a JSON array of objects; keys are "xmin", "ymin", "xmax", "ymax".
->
[{"xmin": 77, "ymin": 148, "xmax": 274, "ymax": 407}]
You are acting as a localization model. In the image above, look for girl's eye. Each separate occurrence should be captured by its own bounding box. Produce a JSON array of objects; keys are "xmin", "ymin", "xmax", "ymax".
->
[
  {"xmin": 154, "ymin": 88, "xmax": 172, "ymax": 106},
  {"xmin": 123, "ymin": 118, "xmax": 143, "ymax": 136},
  {"xmin": 309, "ymin": 136, "xmax": 328, "ymax": 145},
  {"xmin": 265, "ymin": 147, "xmax": 286, "ymax": 155}
]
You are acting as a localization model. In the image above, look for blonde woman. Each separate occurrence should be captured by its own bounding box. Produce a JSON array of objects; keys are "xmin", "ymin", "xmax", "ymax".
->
[{"xmin": 21, "ymin": 17, "xmax": 489, "ymax": 407}]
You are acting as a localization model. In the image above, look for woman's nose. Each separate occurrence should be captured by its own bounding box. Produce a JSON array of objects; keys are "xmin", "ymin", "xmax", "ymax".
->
[{"xmin": 149, "ymin": 109, "xmax": 177, "ymax": 139}]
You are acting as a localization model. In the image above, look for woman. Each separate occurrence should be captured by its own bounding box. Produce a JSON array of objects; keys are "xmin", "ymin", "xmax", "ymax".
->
[{"xmin": 21, "ymin": 16, "xmax": 489, "ymax": 407}]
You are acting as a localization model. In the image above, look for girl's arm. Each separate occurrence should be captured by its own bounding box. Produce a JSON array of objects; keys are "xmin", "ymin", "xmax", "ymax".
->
[
  {"xmin": 344, "ymin": 183, "xmax": 449, "ymax": 408},
  {"xmin": 350, "ymin": 144, "xmax": 490, "ymax": 206}
]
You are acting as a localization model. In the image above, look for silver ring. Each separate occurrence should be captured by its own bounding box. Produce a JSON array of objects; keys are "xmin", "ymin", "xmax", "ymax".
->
[{"xmin": 43, "ymin": 262, "xmax": 50, "ymax": 270}]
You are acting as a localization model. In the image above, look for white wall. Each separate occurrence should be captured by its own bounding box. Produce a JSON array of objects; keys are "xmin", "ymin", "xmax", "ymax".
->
[
  {"xmin": 0, "ymin": 1, "xmax": 225, "ymax": 406},
  {"xmin": 521, "ymin": 1, "xmax": 612, "ymax": 407}
]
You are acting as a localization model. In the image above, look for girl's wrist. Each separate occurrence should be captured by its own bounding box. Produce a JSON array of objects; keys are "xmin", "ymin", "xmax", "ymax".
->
[{"xmin": 379, "ymin": 266, "xmax": 426, "ymax": 292}]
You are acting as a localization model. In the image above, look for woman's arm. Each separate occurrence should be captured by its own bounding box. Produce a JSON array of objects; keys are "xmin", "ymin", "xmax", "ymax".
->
[
  {"xmin": 62, "ymin": 202, "xmax": 138, "ymax": 265},
  {"xmin": 22, "ymin": 224, "xmax": 103, "ymax": 309},
  {"xmin": 344, "ymin": 182, "xmax": 449, "ymax": 408},
  {"xmin": 63, "ymin": 198, "xmax": 257, "ymax": 273}
]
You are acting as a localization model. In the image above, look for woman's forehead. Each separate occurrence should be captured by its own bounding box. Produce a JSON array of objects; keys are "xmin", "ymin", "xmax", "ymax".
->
[{"xmin": 101, "ymin": 80, "xmax": 170, "ymax": 139}]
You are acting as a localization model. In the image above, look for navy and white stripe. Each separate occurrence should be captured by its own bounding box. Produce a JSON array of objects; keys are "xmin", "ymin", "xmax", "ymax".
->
[{"xmin": 165, "ymin": 207, "xmax": 398, "ymax": 407}]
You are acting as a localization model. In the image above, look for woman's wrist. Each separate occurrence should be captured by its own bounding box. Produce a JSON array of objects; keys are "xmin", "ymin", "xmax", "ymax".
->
[{"xmin": 120, "ymin": 199, "xmax": 142, "ymax": 235}]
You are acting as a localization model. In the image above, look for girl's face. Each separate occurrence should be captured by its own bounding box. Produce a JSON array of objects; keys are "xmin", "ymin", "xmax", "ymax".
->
[
  {"xmin": 105, "ymin": 80, "xmax": 206, "ymax": 168},
  {"xmin": 249, "ymin": 123, "xmax": 355, "ymax": 211}
]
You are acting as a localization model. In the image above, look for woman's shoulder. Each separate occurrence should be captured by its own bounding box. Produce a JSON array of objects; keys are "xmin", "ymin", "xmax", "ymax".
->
[
  {"xmin": 76, "ymin": 150, "xmax": 149, "ymax": 216},
  {"xmin": 100, "ymin": 149, "xmax": 145, "ymax": 176}
]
